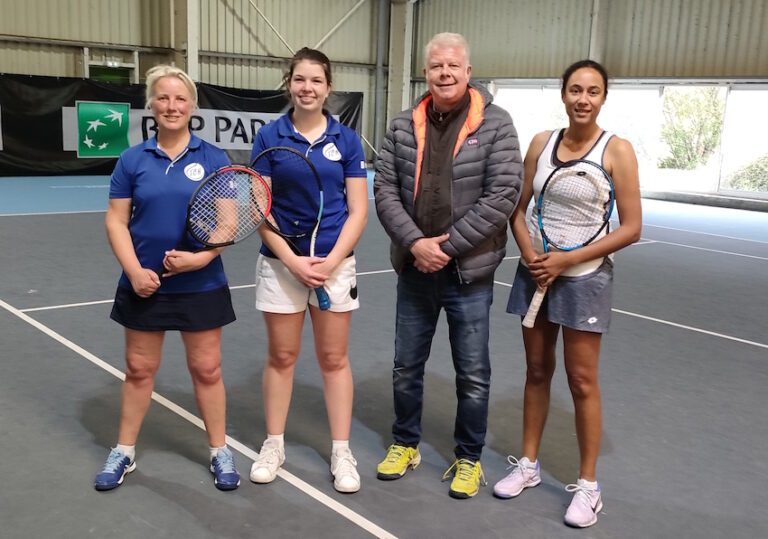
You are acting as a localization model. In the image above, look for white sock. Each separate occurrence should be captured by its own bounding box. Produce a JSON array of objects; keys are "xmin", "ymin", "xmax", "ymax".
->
[
  {"xmin": 116, "ymin": 444, "xmax": 135, "ymax": 461},
  {"xmin": 267, "ymin": 433, "xmax": 284, "ymax": 447},
  {"xmin": 209, "ymin": 445, "xmax": 226, "ymax": 460},
  {"xmin": 579, "ymin": 478, "xmax": 599, "ymax": 490},
  {"xmin": 332, "ymin": 440, "xmax": 349, "ymax": 454}
]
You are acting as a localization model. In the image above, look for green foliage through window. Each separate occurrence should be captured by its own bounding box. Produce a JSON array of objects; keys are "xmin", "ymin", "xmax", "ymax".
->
[
  {"xmin": 724, "ymin": 153, "xmax": 768, "ymax": 192},
  {"xmin": 658, "ymin": 87, "xmax": 725, "ymax": 170}
]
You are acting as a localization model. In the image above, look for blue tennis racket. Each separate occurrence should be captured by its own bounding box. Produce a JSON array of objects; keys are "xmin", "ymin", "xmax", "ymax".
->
[
  {"xmin": 522, "ymin": 159, "xmax": 615, "ymax": 328},
  {"xmin": 251, "ymin": 146, "xmax": 331, "ymax": 311}
]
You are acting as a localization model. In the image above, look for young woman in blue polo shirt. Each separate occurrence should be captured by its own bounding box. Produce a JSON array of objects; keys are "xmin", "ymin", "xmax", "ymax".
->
[
  {"xmin": 94, "ymin": 65, "xmax": 240, "ymax": 491},
  {"xmin": 248, "ymin": 48, "xmax": 368, "ymax": 493}
]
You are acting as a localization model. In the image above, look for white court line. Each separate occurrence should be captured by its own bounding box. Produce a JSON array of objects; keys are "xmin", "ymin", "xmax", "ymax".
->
[
  {"xmin": 49, "ymin": 185, "xmax": 109, "ymax": 189},
  {"xmin": 643, "ymin": 223, "xmax": 768, "ymax": 245},
  {"xmin": 644, "ymin": 239, "xmax": 768, "ymax": 261},
  {"xmin": 493, "ymin": 281, "xmax": 767, "ymax": 350},
  {"xmin": 611, "ymin": 308, "xmax": 768, "ymax": 350},
  {"xmin": 0, "ymin": 210, "xmax": 105, "ymax": 217},
  {"xmin": 19, "ymin": 273, "xmax": 397, "ymax": 313},
  {"xmin": 0, "ymin": 296, "xmax": 398, "ymax": 539},
  {"xmin": 21, "ymin": 299, "xmax": 114, "ymax": 313}
]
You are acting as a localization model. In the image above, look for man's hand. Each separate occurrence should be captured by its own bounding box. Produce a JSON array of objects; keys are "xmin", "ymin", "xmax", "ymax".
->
[{"xmin": 410, "ymin": 233, "xmax": 451, "ymax": 273}]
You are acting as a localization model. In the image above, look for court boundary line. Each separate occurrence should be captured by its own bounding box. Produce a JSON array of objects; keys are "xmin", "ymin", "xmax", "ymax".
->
[
  {"xmin": 493, "ymin": 280, "xmax": 768, "ymax": 350},
  {"xmin": 642, "ymin": 223, "xmax": 768, "ymax": 245},
  {"xmin": 0, "ymin": 296, "xmax": 398, "ymax": 539},
  {"xmin": 640, "ymin": 239, "xmax": 768, "ymax": 261}
]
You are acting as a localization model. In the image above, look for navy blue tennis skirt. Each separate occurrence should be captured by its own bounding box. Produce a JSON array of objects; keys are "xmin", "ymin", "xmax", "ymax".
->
[
  {"xmin": 110, "ymin": 285, "xmax": 236, "ymax": 332},
  {"xmin": 506, "ymin": 259, "xmax": 614, "ymax": 333}
]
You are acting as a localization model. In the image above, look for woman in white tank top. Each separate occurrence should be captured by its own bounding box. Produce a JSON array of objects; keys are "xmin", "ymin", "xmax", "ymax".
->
[{"xmin": 493, "ymin": 60, "xmax": 643, "ymax": 528}]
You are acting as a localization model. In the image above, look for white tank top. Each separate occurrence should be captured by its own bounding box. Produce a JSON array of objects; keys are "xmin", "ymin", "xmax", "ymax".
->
[{"xmin": 525, "ymin": 129, "xmax": 614, "ymax": 276}]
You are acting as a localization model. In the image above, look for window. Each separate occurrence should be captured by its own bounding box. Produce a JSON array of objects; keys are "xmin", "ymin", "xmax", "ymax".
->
[{"xmin": 495, "ymin": 83, "xmax": 767, "ymax": 199}]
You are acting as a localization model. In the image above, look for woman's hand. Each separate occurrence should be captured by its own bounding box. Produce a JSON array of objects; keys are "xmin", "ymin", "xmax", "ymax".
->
[
  {"xmin": 161, "ymin": 249, "xmax": 215, "ymax": 277},
  {"xmin": 128, "ymin": 268, "xmax": 161, "ymax": 298},
  {"xmin": 285, "ymin": 255, "xmax": 329, "ymax": 289},
  {"xmin": 527, "ymin": 251, "xmax": 574, "ymax": 287}
]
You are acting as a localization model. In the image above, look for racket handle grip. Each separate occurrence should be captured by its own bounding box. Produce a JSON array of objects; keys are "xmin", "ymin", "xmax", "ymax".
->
[
  {"xmin": 522, "ymin": 286, "xmax": 548, "ymax": 328},
  {"xmin": 315, "ymin": 287, "xmax": 331, "ymax": 311}
]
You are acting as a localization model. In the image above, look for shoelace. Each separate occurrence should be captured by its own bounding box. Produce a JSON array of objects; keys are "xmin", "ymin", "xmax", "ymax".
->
[
  {"xmin": 254, "ymin": 444, "xmax": 282, "ymax": 467},
  {"xmin": 101, "ymin": 449, "xmax": 127, "ymax": 473},
  {"xmin": 505, "ymin": 455, "xmax": 524, "ymax": 472},
  {"xmin": 384, "ymin": 445, "xmax": 406, "ymax": 463},
  {"xmin": 565, "ymin": 483, "xmax": 599, "ymax": 509},
  {"xmin": 333, "ymin": 450, "xmax": 358, "ymax": 477},
  {"xmin": 442, "ymin": 459, "xmax": 487, "ymax": 485},
  {"xmin": 215, "ymin": 450, "xmax": 236, "ymax": 474}
]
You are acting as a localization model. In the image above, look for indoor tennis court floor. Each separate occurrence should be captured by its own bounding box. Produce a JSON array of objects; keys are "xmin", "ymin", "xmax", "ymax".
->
[{"xmin": 1, "ymin": 177, "xmax": 767, "ymax": 538}]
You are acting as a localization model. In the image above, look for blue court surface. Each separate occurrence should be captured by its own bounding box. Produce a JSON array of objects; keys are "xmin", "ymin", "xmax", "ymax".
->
[
  {"xmin": 1, "ymin": 174, "xmax": 767, "ymax": 539},
  {"xmin": 0, "ymin": 171, "xmax": 376, "ymax": 215}
]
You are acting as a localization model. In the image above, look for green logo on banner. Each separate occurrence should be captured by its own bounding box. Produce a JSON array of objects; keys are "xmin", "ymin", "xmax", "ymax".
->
[{"xmin": 76, "ymin": 101, "xmax": 130, "ymax": 158}]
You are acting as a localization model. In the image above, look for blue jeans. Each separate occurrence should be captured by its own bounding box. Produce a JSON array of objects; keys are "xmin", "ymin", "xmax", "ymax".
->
[{"xmin": 391, "ymin": 265, "xmax": 493, "ymax": 461}]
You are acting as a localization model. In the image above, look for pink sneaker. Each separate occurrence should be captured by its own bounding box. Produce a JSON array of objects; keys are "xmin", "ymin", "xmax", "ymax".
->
[
  {"xmin": 492, "ymin": 456, "xmax": 541, "ymax": 499},
  {"xmin": 564, "ymin": 479, "xmax": 603, "ymax": 528}
]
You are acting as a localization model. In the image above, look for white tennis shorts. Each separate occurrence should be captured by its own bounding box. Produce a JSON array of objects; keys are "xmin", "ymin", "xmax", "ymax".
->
[{"xmin": 255, "ymin": 254, "xmax": 360, "ymax": 313}]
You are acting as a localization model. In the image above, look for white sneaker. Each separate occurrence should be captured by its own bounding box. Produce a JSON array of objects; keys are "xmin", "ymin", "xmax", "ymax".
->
[
  {"xmin": 564, "ymin": 478, "xmax": 603, "ymax": 528},
  {"xmin": 249, "ymin": 439, "xmax": 285, "ymax": 484},
  {"xmin": 331, "ymin": 447, "xmax": 360, "ymax": 493},
  {"xmin": 493, "ymin": 456, "xmax": 541, "ymax": 499}
]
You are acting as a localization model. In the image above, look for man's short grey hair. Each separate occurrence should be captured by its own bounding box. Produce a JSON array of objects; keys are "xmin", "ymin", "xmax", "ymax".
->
[
  {"xmin": 144, "ymin": 64, "xmax": 198, "ymax": 109},
  {"xmin": 424, "ymin": 32, "xmax": 470, "ymax": 66}
]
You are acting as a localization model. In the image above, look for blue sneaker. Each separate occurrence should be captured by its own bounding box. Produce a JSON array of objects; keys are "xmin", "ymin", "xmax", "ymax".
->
[
  {"xmin": 94, "ymin": 448, "xmax": 135, "ymax": 491},
  {"xmin": 210, "ymin": 447, "xmax": 240, "ymax": 491}
]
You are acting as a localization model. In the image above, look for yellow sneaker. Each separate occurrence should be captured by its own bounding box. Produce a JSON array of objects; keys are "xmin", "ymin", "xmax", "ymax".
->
[
  {"xmin": 376, "ymin": 444, "xmax": 421, "ymax": 480},
  {"xmin": 442, "ymin": 458, "xmax": 487, "ymax": 499}
]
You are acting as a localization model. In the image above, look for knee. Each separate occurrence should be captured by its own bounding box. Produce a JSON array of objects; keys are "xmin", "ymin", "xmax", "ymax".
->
[
  {"xmin": 267, "ymin": 350, "xmax": 298, "ymax": 372},
  {"xmin": 566, "ymin": 371, "xmax": 598, "ymax": 400},
  {"xmin": 124, "ymin": 359, "xmax": 159, "ymax": 385},
  {"xmin": 318, "ymin": 352, "xmax": 349, "ymax": 375},
  {"xmin": 189, "ymin": 360, "xmax": 222, "ymax": 386},
  {"xmin": 526, "ymin": 362, "xmax": 555, "ymax": 386},
  {"xmin": 456, "ymin": 370, "xmax": 490, "ymax": 401}
]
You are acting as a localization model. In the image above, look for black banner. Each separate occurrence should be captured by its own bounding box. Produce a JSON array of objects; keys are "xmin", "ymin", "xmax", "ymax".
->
[{"xmin": 0, "ymin": 73, "xmax": 363, "ymax": 176}]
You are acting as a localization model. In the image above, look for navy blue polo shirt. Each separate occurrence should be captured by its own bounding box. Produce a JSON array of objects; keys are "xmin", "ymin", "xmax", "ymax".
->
[
  {"xmin": 249, "ymin": 111, "xmax": 367, "ymax": 258},
  {"xmin": 109, "ymin": 134, "xmax": 230, "ymax": 293}
]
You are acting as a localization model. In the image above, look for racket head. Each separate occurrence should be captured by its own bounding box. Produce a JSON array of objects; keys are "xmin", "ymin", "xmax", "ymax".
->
[
  {"xmin": 186, "ymin": 165, "xmax": 272, "ymax": 247},
  {"xmin": 250, "ymin": 146, "xmax": 324, "ymax": 247},
  {"xmin": 536, "ymin": 159, "xmax": 615, "ymax": 251}
]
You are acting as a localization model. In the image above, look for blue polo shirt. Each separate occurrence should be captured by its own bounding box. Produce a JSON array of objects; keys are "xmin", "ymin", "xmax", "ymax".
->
[
  {"xmin": 109, "ymin": 134, "xmax": 230, "ymax": 293},
  {"xmin": 249, "ymin": 111, "xmax": 367, "ymax": 258}
]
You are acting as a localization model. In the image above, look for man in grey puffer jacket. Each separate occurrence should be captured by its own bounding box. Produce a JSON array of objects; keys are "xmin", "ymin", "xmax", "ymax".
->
[{"xmin": 373, "ymin": 32, "xmax": 523, "ymax": 499}]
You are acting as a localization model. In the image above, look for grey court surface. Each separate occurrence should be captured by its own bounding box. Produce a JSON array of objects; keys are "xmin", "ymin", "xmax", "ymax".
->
[{"xmin": 1, "ymin": 180, "xmax": 767, "ymax": 539}]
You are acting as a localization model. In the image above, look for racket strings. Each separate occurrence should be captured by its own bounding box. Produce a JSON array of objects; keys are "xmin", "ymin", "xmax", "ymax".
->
[
  {"xmin": 188, "ymin": 168, "xmax": 270, "ymax": 246},
  {"xmin": 540, "ymin": 165, "xmax": 613, "ymax": 249}
]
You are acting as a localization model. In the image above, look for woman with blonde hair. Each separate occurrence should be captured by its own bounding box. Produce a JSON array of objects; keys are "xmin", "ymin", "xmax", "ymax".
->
[{"xmin": 94, "ymin": 64, "xmax": 240, "ymax": 491}]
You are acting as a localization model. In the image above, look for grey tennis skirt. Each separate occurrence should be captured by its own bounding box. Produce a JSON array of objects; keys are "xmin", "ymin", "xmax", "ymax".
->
[
  {"xmin": 110, "ymin": 285, "xmax": 236, "ymax": 332},
  {"xmin": 506, "ymin": 259, "xmax": 614, "ymax": 333}
]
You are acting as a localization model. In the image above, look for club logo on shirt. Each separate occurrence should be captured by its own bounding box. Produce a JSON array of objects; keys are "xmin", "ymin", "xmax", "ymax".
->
[
  {"xmin": 322, "ymin": 142, "xmax": 342, "ymax": 161},
  {"xmin": 184, "ymin": 163, "xmax": 205, "ymax": 181}
]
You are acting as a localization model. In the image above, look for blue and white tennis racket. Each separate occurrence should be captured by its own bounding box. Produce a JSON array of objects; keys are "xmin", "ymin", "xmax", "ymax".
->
[
  {"xmin": 522, "ymin": 159, "xmax": 615, "ymax": 328},
  {"xmin": 156, "ymin": 164, "xmax": 272, "ymax": 279},
  {"xmin": 251, "ymin": 146, "xmax": 331, "ymax": 310}
]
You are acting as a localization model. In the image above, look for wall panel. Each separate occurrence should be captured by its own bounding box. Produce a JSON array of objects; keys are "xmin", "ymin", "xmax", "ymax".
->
[
  {"xmin": 413, "ymin": 0, "xmax": 593, "ymax": 79},
  {"xmin": 602, "ymin": 0, "xmax": 768, "ymax": 77}
]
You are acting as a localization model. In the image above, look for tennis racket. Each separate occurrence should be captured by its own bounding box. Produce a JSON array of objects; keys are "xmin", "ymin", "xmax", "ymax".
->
[
  {"xmin": 521, "ymin": 159, "xmax": 615, "ymax": 328},
  {"xmin": 156, "ymin": 165, "xmax": 272, "ymax": 278},
  {"xmin": 251, "ymin": 146, "xmax": 331, "ymax": 311}
]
